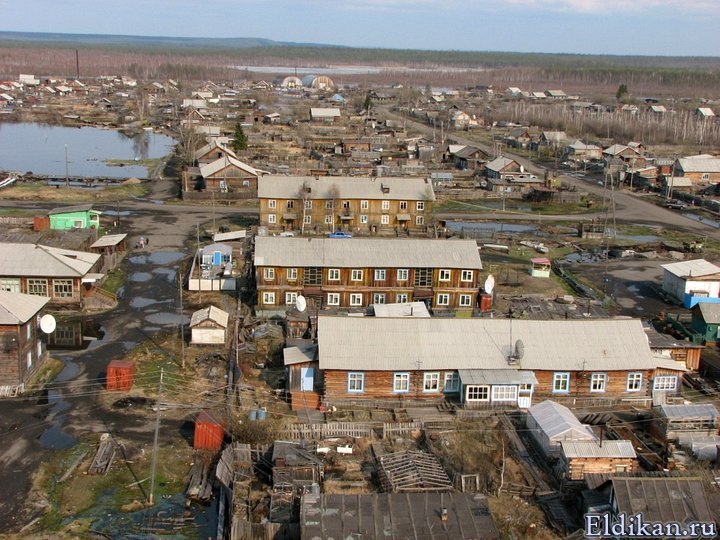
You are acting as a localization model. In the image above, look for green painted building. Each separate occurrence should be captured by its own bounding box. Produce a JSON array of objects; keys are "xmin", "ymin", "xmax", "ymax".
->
[
  {"xmin": 48, "ymin": 205, "xmax": 101, "ymax": 230},
  {"xmin": 691, "ymin": 303, "xmax": 720, "ymax": 344}
]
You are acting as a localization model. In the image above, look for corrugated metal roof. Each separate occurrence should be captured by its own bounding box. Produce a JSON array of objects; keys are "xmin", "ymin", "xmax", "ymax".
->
[
  {"xmin": 697, "ymin": 302, "xmax": 720, "ymax": 323},
  {"xmin": 373, "ymin": 302, "xmax": 430, "ymax": 318},
  {"xmin": 90, "ymin": 234, "xmax": 127, "ymax": 249},
  {"xmin": 560, "ymin": 440, "xmax": 637, "ymax": 459},
  {"xmin": 257, "ymin": 175, "xmax": 435, "ymax": 201},
  {"xmin": 528, "ymin": 400, "xmax": 597, "ymax": 441},
  {"xmin": 254, "ymin": 237, "xmax": 482, "ymax": 270},
  {"xmin": 283, "ymin": 344, "xmax": 318, "ymax": 366},
  {"xmin": 677, "ymin": 156, "xmax": 720, "ymax": 173},
  {"xmin": 190, "ymin": 305, "xmax": 229, "ymax": 328},
  {"xmin": 48, "ymin": 204, "xmax": 98, "ymax": 215},
  {"xmin": 199, "ymin": 155, "xmax": 260, "ymax": 178},
  {"xmin": 0, "ymin": 244, "xmax": 100, "ymax": 278},
  {"xmin": 659, "ymin": 403, "xmax": 719, "ymax": 419},
  {"xmin": 486, "ymin": 156, "xmax": 517, "ymax": 172},
  {"xmin": 661, "ymin": 258, "xmax": 720, "ymax": 278},
  {"xmin": 611, "ymin": 477, "xmax": 713, "ymax": 523},
  {"xmin": 310, "ymin": 107, "xmax": 341, "ymax": 117},
  {"xmin": 458, "ymin": 369, "xmax": 537, "ymax": 386},
  {"xmin": 0, "ymin": 291, "xmax": 50, "ymax": 324},
  {"xmin": 318, "ymin": 317, "xmax": 671, "ymax": 372}
]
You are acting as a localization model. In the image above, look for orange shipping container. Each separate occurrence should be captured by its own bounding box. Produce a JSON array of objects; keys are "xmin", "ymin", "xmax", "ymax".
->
[
  {"xmin": 194, "ymin": 411, "xmax": 224, "ymax": 451},
  {"xmin": 33, "ymin": 216, "xmax": 50, "ymax": 232},
  {"xmin": 479, "ymin": 293, "xmax": 493, "ymax": 312},
  {"xmin": 106, "ymin": 359, "xmax": 135, "ymax": 391}
]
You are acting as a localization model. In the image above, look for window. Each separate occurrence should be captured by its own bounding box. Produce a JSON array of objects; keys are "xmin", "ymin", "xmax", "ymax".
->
[
  {"xmin": 702, "ymin": 173, "xmax": 710, "ymax": 180},
  {"xmin": 268, "ymin": 199, "xmax": 277, "ymax": 209},
  {"xmin": 286, "ymin": 200, "xmax": 294, "ymax": 209},
  {"xmin": 396, "ymin": 293, "xmax": 408, "ymax": 303},
  {"xmin": 466, "ymin": 385, "xmax": 489, "ymax": 401},
  {"xmin": 325, "ymin": 215, "xmax": 333, "ymax": 224},
  {"xmin": 325, "ymin": 200, "xmax": 334, "ymax": 210},
  {"xmin": 360, "ymin": 200, "xmax": 369, "ymax": 210},
  {"xmin": 519, "ymin": 383, "xmax": 533, "ymax": 392},
  {"xmin": 374, "ymin": 269, "xmax": 386, "ymax": 281},
  {"xmin": 26, "ymin": 351, "xmax": 32, "ymax": 369},
  {"xmin": 439, "ymin": 269, "xmax": 451, "ymax": 282},
  {"xmin": 287, "ymin": 268, "xmax": 298, "ymax": 281},
  {"xmin": 381, "ymin": 200, "xmax": 390, "ymax": 210},
  {"xmin": 627, "ymin": 372, "xmax": 642, "ymax": 392},
  {"xmin": 268, "ymin": 214, "xmax": 276, "ymax": 224},
  {"xmin": 350, "ymin": 293, "xmax": 363, "ymax": 306},
  {"xmin": 417, "ymin": 201, "xmax": 425, "ymax": 211},
  {"xmin": 351, "ymin": 269, "xmax": 363, "ymax": 281},
  {"xmin": 348, "ymin": 372, "xmax": 365, "ymax": 393},
  {"xmin": 327, "ymin": 293, "xmax": 340, "ymax": 306},
  {"xmin": 436, "ymin": 293, "xmax": 450, "ymax": 306},
  {"xmin": 397, "ymin": 269, "xmax": 409, "ymax": 281},
  {"xmin": 400, "ymin": 201, "xmax": 408, "ymax": 210},
  {"xmin": 0, "ymin": 278, "xmax": 20, "ymax": 293},
  {"xmin": 285, "ymin": 292, "xmax": 298, "ymax": 305},
  {"xmin": 373, "ymin": 293, "xmax": 386, "ymax": 304},
  {"xmin": 53, "ymin": 279, "xmax": 73, "ymax": 298},
  {"xmin": 552, "ymin": 372, "xmax": 570, "ymax": 393},
  {"xmin": 590, "ymin": 373, "xmax": 607, "ymax": 393},
  {"xmin": 461, "ymin": 270, "xmax": 474, "ymax": 282},
  {"xmin": 492, "ymin": 385, "xmax": 518, "ymax": 402},
  {"xmin": 392, "ymin": 373, "xmax": 410, "ymax": 393},
  {"xmin": 416, "ymin": 216, "xmax": 425, "ymax": 226},
  {"xmin": 360, "ymin": 215, "xmax": 368, "ymax": 224},
  {"xmin": 654, "ymin": 376, "xmax": 677, "ymax": 391},
  {"xmin": 343, "ymin": 200, "xmax": 351, "ymax": 209},
  {"xmin": 262, "ymin": 292, "xmax": 275, "ymax": 305},
  {"xmin": 381, "ymin": 215, "xmax": 389, "ymax": 225},
  {"xmin": 303, "ymin": 215, "xmax": 312, "ymax": 224},
  {"xmin": 444, "ymin": 372, "xmax": 460, "ymax": 393},
  {"xmin": 27, "ymin": 279, "xmax": 48, "ymax": 296},
  {"xmin": 304, "ymin": 267, "xmax": 322, "ymax": 285},
  {"xmin": 263, "ymin": 268, "xmax": 275, "ymax": 280},
  {"xmin": 459, "ymin": 294, "xmax": 472, "ymax": 307},
  {"xmin": 328, "ymin": 268, "xmax": 340, "ymax": 281},
  {"xmin": 414, "ymin": 268, "xmax": 432, "ymax": 287},
  {"xmin": 27, "ymin": 324, "xmax": 32, "ymax": 340},
  {"xmin": 304, "ymin": 200, "xmax": 312, "ymax": 209},
  {"xmin": 423, "ymin": 372, "xmax": 440, "ymax": 392},
  {"xmin": 73, "ymin": 220, "xmax": 84, "ymax": 228}
]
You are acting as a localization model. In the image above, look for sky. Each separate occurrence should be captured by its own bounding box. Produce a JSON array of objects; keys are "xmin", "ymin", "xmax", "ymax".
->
[{"xmin": 2, "ymin": 0, "xmax": 719, "ymax": 56}]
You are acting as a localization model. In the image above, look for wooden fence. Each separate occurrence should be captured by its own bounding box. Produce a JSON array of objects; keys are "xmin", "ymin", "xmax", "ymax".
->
[
  {"xmin": 0, "ymin": 216, "xmax": 32, "ymax": 225},
  {"xmin": 382, "ymin": 421, "xmax": 423, "ymax": 438},
  {"xmin": 288, "ymin": 422, "xmax": 373, "ymax": 440}
]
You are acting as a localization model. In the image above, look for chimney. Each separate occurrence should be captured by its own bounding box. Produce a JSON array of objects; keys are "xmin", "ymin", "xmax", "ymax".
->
[
  {"xmin": 381, "ymin": 184, "xmax": 390, "ymax": 194},
  {"xmin": 441, "ymin": 508, "xmax": 448, "ymax": 522}
]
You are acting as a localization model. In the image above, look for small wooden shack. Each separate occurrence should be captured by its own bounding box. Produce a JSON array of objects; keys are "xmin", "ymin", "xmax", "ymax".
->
[
  {"xmin": 526, "ymin": 400, "xmax": 597, "ymax": 459},
  {"xmin": 651, "ymin": 403, "xmax": 719, "ymax": 442},
  {"xmin": 558, "ymin": 440, "xmax": 638, "ymax": 482},
  {"xmin": 106, "ymin": 359, "xmax": 135, "ymax": 391},
  {"xmin": 194, "ymin": 410, "xmax": 225, "ymax": 451},
  {"xmin": 283, "ymin": 343, "xmax": 320, "ymax": 411},
  {"xmin": 190, "ymin": 305, "xmax": 229, "ymax": 345},
  {"xmin": 529, "ymin": 257, "xmax": 551, "ymax": 278},
  {"xmin": 272, "ymin": 441, "xmax": 323, "ymax": 489}
]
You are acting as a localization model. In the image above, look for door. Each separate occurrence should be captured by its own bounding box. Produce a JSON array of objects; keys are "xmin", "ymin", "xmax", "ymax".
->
[
  {"xmin": 213, "ymin": 251, "xmax": 222, "ymax": 265},
  {"xmin": 517, "ymin": 396, "xmax": 532, "ymax": 409},
  {"xmin": 300, "ymin": 367, "xmax": 314, "ymax": 391}
]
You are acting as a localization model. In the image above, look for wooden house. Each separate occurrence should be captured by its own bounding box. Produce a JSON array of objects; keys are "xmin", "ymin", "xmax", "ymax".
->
[
  {"xmin": 257, "ymin": 175, "xmax": 434, "ymax": 234},
  {"xmin": 526, "ymin": 400, "xmax": 596, "ymax": 459},
  {"xmin": 254, "ymin": 237, "xmax": 483, "ymax": 312},
  {"xmin": 190, "ymin": 305, "xmax": 229, "ymax": 345},
  {"xmin": 691, "ymin": 302, "xmax": 720, "ymax": 344},
  {"xmin": 651, "ymin": 403, "xmax": 719, "ymax": 442},
  {"xmin": 675, "ymin": 155, "xmax": 720, "ymax": 184},
  {"xmin": 558, "ymin": 440, "xmax": 638, "ymax": 482},
  {"xmin": 565, "ymin": 140, "xmax": 602, "ymax": 162},
  {"xmin": 198, "ymin": 155, "xmax": 263, "ymax": 194},
  {"xmin": 48, "ymin": 204, "xmax": 101, "ymax": 230},
  {"xmin": 0, "ymin": 291, "xmax": 50, "ymax": 394},
  {"xmin": 272, "ymin": 441, "xmax": 323, "ymax": 489},
  {"xmin": 90, "ymin": 234, "xmax": 128, "ymax": 273},
  {"xmin": 485, "ymin": 156, "xmax": 521, "ymax": 180},
  {"xmin": 645, "ymin": 326, "xmax": 702, "ymax": 370},
  {"xmin": 603, "ymin": 144, "xmax": 645, "ymax": 167},
  {"xmin": 661, "ymin": 259, "xmax": 720, "ymax": 308},
  {"xmin": 452, "ymin": 146, "xmax": 487, "ymax": 171},
  {"xmin": 193, "ymin": 140, "xmax": 238, "ymax": 165},
  {"xmin": 309, "ymin": 107, "xmax": 341, "ymax": 122},
  {"xmin": 283, "ymin": 343, "xmax": 320, "ymax": 410}
]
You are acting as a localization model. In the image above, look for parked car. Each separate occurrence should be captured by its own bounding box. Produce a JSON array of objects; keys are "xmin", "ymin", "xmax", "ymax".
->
[
  {"xmin": 665, "ymin": 200, "xmax": 687, "ymax": 210},
  {"xmin": 328, "ymin": 231, "xmax": 352, "ymax": 238},
  {"xmin": 278, "ymin": 231, "xmax": 295, "ymax": 237}
]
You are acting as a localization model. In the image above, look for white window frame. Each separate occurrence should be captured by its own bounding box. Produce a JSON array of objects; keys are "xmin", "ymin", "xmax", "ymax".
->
[
  {"xmin": 53, "ymin": 279, "xmax": 73, "ymax": 298},
  {"xmin": 287, "ymin": 200, "xmax": 294, "ymax": 209},
  {"xmin": 381, "ymin": 215, "xmax": 389, "ymax": 225},
  {"xmin": 328, "ymin": 268, "xmax": 340, "ymax": 281},
  {"xmin": 324, "ymin": 215, "xmax": 333, "ymax": 224},
  {"xmin": 627, "ymin": 372, "xmax": 642, "ymax": 392},
  {"xmin": 263, "ymin": 268, "xmax": 275, "ymax": 280},
  {"xmin": 590, "ymin": 373, "xmax": 607, "ymax": 393},
  {"xmin": 327, "ymin": 293, "xmax": 340, "ymax": 306},
  {"xmin": 423, "ymin": 372, "xmax": 440, "ymax": 393},
  {"xmin": 397, "ymin": 269, "xmax": 409, "ymax": 281},
  {"xmin": 654, "ymin": 375, "xmax": 677, "ymax": 391},
  {"xmin": 381, "ymin": 200, "xmax": 390, "ymax": 211},
  {"xmin": 491, "ymin": 385, "xmax": 518, "ymax": 402},
  {"xmin": 399, "ymin": 201, "xmax": 408, "ymax": 210},
  {"xmin": 348, "ymin": 372, "xmax": 364, "ymax": 393},
  {"xmin": 262, "ymin": 292, "xmax": 275, "ymax": 305},
  {"xmin": 461, "ymin": 270, "xmax": 474, "ymax": 282},
  {"xmin": 553, "ymin": 372, "xmax": 570, "ymax": 393},
  {"xmin": 466, "ymin": 385, "xmax": 489, "ymax": 401},
  {"xmin": 285, "ymin": 292, "xmax": 298, "ymax": 305},
  {"xmin": 304, "ymin": 199, "xmax": 312, "ymax": 209},
  {"xmin": 268, "ymin": 199, "xmax": 277, "ymax": 209},
  {"xmin": 268, "ymin": 213, "xmax": 276, "ymax": 224},
  {"xmin": 416, "ymin": 216, "xmax": 425, "ymax": 226},
  {"xmin": 350, "ymin": 293, "xmax": 363, "ymax": 306},
  {"xmin": 360, "ymin": 214, "xmax": 368, "ymax": 224},
  {"xmin": 360, "ymin": 200, "xmax": 369, "ymax": 210},
  {"xmin": 436, "ymin": 293, "xmax": 450, "ymax": 306},
  {"xmin": 396, "ymin": 293, "xmax": 408, "ymax": 303},
  {"xmin": 372, "ymin": 293, "xmax": 386, "ymax": 304},
  {"xmin": 351, "ymin": 269, "xmax": 363, "ymax": 281},
  {"xmin": 28, "ymin": 279, "xmax": 48, "ymax": 296},
  {"xmin": 459, "ymin": 294, "xmax": 472, "ymax": 307},
  {"xmin": 416, "ymin": 201, "xmax": 425, "ymax": 211},
  {"xmin": 444, "ymin": 372, "xmax": 460, "ymax": 393},
  {"xmin": 0, "ymin": 278, "xmax": 20, "ymax": 293},
  {"xmin": 287, "ymin": 268, "xmax": 298, "ymax": 281},
  {"xmin": 27, "ymin": 350, "xmax": 32, "ymax": 369},
  {"xmin": 303, "ymin": 215, "xmax": 312, "ymax": 224},
  {"xmin": 374, "ymin": 269, "xmax": 386, "ymax": 281},
  {"xmin": 325, "ymin": 200, "xmax": 334, "ymax": 210},
  {"xmin": 439, "ymin": 269, "xmax": 451, "ymax": 282},
  {"xmin": 393, "ymin": 373, "xmax": 410, "ymax": 393}
]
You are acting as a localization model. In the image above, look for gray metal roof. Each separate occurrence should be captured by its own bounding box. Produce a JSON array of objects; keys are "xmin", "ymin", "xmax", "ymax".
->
[
  {"xmin": 257, "ymin": 175, "xmax": 435, "ymax": 201},
  {"xmin": 458, "ymin": 369, "xmax": 537, "ymax": 386},
  {"xmin": 48, "ymin": 204, "xmax": 98, "ymax": 215},
  {"xmin": 283, "ymin": 344, "xmax": 318, "ymax": 366},
  {"xmin": 0, "ymin": 243, "xmax": 100, "ymax": 278},
  {"xmin": 661, "ymin": 258, "xmax": 720, "ymax": 278},
  {"xmin": 696, "ymin": 302, "xmax": 720, "ymax": 323},
  {"xmin": 318, "ymin": 317, "xmax": 671, "ymax": 372},
  {"xmin": 189, "ymin": 305, "xmax": 229, "ymax": 328},
  {"xmin": 0, "ymin": 291, "xmax": 50, "ymax": 324},
  {"xmin": 560, "ymin": 440, "xmax": 637, "ymax": 459},
  {"xmin": 611, "ymin": 477, "xmax": 713, "ymax": 523},
  {"xmin": 254, "ymin": 237, "xmax": 482, "ymax": 270},
  {"xmin": 199, "ymin": 155, "xmax": 261, "ymax": 178},
  {"xmin": 528, "ymin": 400, "xmax": 597, "ymax": 441},
  {"xmin": 372, "ymin": 302, "xmax": 430, "ymax": 318},
  {"xmin": 678, "ymin": 156, "xmax": 720, "ymax": 173},
  {"xmin": 659, "ymin": 403, "xmax": 719, "ymax": 419},
  {"xmin": 90, "ymin": 234, "xmax": 127, "ymax": 249},
  {"xmin": 486, "ymin": 156, "xmax": 517, "ymax": 172}
]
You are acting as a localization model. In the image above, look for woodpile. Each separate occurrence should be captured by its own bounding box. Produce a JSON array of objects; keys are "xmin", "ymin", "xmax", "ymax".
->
[
  {"xmin": 185, "ymin": 458, "xmax": 214, "ymax": 501},
  {"xmin": 88, "ymin": 433, "xmax": 116, "ymax": 475}
]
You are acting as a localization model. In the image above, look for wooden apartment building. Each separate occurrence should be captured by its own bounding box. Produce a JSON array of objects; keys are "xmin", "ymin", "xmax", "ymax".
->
[
  {"xmin": 257, "ymin": 175, "xmax": 435, "ymax": 234},
  {"xmin": 253, "ymin": 237, "xmax": 483, "ymax": 312}
]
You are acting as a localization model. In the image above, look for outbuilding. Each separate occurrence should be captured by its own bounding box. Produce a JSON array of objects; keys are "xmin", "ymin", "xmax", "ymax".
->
[
  {"xmin": 526, "ymin": 400, "xmax": 596, "ymax": 459},
  {"xmin": 190, "ymin": 306, "xmax": 229, "ymax": 345}
]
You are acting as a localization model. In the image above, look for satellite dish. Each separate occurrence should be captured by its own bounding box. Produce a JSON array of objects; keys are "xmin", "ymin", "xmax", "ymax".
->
[
  {"xmin": 40, "ymin": 314, "xmax": 57, "ymax": 334},
  {"xmin": 484, "ymin": 274, "xmax": 495, "ymax": 296},
  {"xmin": 514, "ymin": 339, "xmax": 525, "ymax": 360},
  {"xmin": 295, "ymin": 295, "xmax": 307, "ymax": 312}
]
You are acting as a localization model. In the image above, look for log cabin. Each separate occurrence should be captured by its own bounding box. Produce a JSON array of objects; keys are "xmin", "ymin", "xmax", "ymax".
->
[
  {"xmin": 557, "ymin": 440, "xmax": 638, "ymax": 482},
  {"xmin": 254, "ymin": 237, "xmax": 483, "ymax": 313},
  {"xmin": 316, "ymin": 316, "xmax": 685, "ymax": 409}
]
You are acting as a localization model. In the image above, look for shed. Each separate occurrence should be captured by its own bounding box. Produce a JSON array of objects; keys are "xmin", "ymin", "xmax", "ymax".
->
[
  {"xmin": 661, "ymin": 259, "xmax": 720, "ymax": 308},
  {"xmin": 200, "ymin": 243, "xmax": 233, "ymax": 267},
  {"xmin": 106, "ymin": 359, "xmax": 135, "ymax": 391},
  {"xmin": 530, "ymin": 257, "xmax": 551, "ymax": 278},
  {"xmin": 48, "ymin": 204, "xmax": 101, "ymax": 230},
  {"xmin": 558, "ymin": 440, "xmax": 638, "ymax": 481},
  {"xmin": 284, "ymin": 343, "xmax": 320, "ymax": 410},
  {"xmin": 272, "ymin": 441, "xmax": 323, "ymax": 488},
  {"xmin": 194, "ymin": 410, "xmax": 224, "ymax": 451},
  {"xmin": 652, "ymin": 403, "xmax": 719, "ymax": 441},
  {"xmin": 526, "ymin": 400, "xmax": 597, "ymax": 459},
  {"xmin": 691, "ymin": 302, "xmax": 720, "ymax": 344},
  {"xmin": 190, "ymin": 305, "xmax": 229, "ymax": 345}
]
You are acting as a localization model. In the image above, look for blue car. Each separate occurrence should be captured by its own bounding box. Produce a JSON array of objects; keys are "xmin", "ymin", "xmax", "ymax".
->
[{"xmin": 328, "ymin": 231, "xmax": 353, "ymax": 238}]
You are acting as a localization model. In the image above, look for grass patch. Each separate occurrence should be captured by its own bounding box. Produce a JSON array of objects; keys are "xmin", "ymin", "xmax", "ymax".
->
[
  {"xmin": 101, "ymin": 268, "xmax": 126, "ymax": 296},
  {"xmin": 0, "ymin": 182, "xmax": 150, "ymax": 202},
  {"xmin": 436, "ymin": 198, "xmax": 604, "ymax": 216},
  {"xmin": 104, "ymin": 158, "xmax": 161, "ymax": 173},
  {"xmin": 27, "ymin": 356, "xmax": 65, "ymax": 390}
]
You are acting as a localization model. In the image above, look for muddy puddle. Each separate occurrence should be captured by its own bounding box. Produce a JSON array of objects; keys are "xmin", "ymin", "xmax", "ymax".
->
[
  {"xmin": 129, "ymin": 272, "xmax": 153, "ymax": 282},
  {"xmin": 144, "ymin": 313, "xmax": 190, "ymax": 326}
]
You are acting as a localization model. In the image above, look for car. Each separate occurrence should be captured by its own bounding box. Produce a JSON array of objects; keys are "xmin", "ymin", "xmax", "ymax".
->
[
  {"xmin": 328, "ymin": 231, "xmax": 353, "ymax": 238},
  {"xmin": 665, "ymin": 200, "xmax": 687, "ymax": 210},
  {"xmin": 278, "ymin": 231, "xmax": 295, "ymax": 237}
]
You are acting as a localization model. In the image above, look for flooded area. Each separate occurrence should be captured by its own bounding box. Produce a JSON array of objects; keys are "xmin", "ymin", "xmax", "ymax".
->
[{"xmin": 0, "ymin": 123, "xmax": 175, "ymax": 178}]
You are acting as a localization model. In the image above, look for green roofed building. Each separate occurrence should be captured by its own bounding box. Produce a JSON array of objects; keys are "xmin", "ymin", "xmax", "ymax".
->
[{"xmin": 48, "ymin": 204, "xmax": 101, "ymax": 230}]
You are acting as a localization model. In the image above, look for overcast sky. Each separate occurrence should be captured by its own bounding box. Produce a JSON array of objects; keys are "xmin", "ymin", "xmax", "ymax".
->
[{"xmin": 3, "ymin": 0, "xmax": 718, "ymax": 56}]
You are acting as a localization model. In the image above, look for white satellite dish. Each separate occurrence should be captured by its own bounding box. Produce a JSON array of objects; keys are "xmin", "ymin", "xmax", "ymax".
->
[
  {"xmin": 295, "ymin": 295, "xmax": 307, "ymax": 312},
  {"xmin": 484, "ymin": 274, "xmax": 496, "ymax": 296},
  {"xmin": 39, "ymin": 314, "xmax": 57, "ymax": 334}
]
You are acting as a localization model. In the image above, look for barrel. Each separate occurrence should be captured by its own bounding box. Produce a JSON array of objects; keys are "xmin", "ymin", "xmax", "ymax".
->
[
  {"xmin": 248, "ymin": 409, "xmax": 258, "ymax": 421},
  {"xmin": 257, "ymin": 408, "xmax": 267, "ymax": 421}
]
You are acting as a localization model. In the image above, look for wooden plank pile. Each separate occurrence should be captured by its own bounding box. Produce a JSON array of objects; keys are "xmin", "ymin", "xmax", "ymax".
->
[
  {"xmin": 88, "ymin": 433, "xmax": 116, "ymax": 475},
  {"xmin": 376, "ymin": 451, "xmax": 452, "ymax": 493},
  {"xmin": 185, "ymin": 459, "xmax": 214, "ymax": 501}
]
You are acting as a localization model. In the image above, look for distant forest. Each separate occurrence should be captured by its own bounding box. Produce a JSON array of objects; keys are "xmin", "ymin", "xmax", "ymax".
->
[{"xmin": 0, "ymin": 32, "xmax": 719, "ymax": 97}]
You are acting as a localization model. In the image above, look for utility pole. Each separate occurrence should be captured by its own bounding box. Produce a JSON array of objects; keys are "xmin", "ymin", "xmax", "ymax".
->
[
  {"xmin": 196, "ymin": 223, "xmax": 202, "ymax": 303},
  {"xmin": 64, "ymin": 144, "xmax": 69, "ymax": 187},
  {"xmin": 148, "ymin": 368, "xmax": 164, "ymax": 506},
  {"xmin": 178, "ymin": 268, "xmax": 185, "ymax": 369}
]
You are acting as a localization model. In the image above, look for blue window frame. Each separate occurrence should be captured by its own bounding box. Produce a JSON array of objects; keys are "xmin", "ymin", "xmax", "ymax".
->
[
  {"xmin": 552, "ymin": 372, "xmax": 570, "ymax": 393},
  {"xmin": 393, "ymin": 372, "xmax": 410, "ymax": 393},
  {"xmin": 347, "ymin": 372, "xmax": 365, "ymax": 393}
]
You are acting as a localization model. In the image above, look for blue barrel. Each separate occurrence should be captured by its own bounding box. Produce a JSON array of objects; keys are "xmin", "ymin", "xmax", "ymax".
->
[
  {"xmin": 257, "ymin": 409, "xmax": 266, "ymax": 422},
  {"xmin": 248, "ymin": 410, "xmax": 257, "ymax": 421}
]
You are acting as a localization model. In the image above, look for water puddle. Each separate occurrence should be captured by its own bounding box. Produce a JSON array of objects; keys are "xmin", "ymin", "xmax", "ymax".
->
[
  {"xmin": 104, "ymin": 210, "xmax": 132, "ymax": 217},
  {"xmin": 684, "ymin": 213, "xmax": 720, "ymax": 229},
  {"xmin": 148, "ymin": 251, "xmax": 185, "ymax": 265},
  {"xmin": 130, "ymin": 297, "xmax": 160, "ymax": 309},
  {"xmin": 446, "ymin": 221, "xmax": 539, "ymax": 233},
  {"xmin": 39, "ymin": 425, "xmax": 76, "ymax": 449},
  {"xmin": 144, "ymin": 313, "xmax": 190, "ymax": 326},
  {"xmin": 38, "ymin": 388, "xmax": 76, "ymax": 449},
  {"xmin": 129, "ymin": 272, "xmax": 152, "ymax": 282},
  {"xmin": 153, "ymin": 268, "xmax": 177, "ymax": 282},
  {"xmin": 55, "ymin": 360, "xmax": 80, "ymax": 383}
]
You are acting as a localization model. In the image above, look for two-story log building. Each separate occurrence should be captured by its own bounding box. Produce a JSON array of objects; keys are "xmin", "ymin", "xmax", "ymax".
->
[
  {"xmin": 257, "ymin": 175, "xmax": 435, "ymax": 234},
  {"xmin": 253, "ymin": 237, "xmax": 483, "ymax": 312}
]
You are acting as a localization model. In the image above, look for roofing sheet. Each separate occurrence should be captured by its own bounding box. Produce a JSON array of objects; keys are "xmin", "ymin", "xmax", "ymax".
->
[
  {"xmin": 659, "ymin": 403, "xmax": 719, "ymax": 419},
  {"xmin": 199, "ymin": 155, "xmax": 260, "ymax": 178},
  {"xmin": 611, "ymin": 477, "xmax": 713, "ymax": 523},
  {"xmin": 190, "ymin": 305, "xmax": 229, "ymax": 328},
  {"xmin": 0, "ymin": 291, "xmax": 50, "ymax": 324},
  {"xmin": 528, "ymin": 400, "xmax": 596, "ymax": 441},
  {"xmin": 372, "ymin": 302, "xmax": 430, "ymax": 318},
  {"xmin": 283, "ymin": 344, "xmax": 318, "ymax": 366},
  {"xmin": 661, "ymin": 258, "xmax": 720, "ymax": 278},
  {"xmin": 0, "ymin": 243, "xmax": 100, "ymax": 278},
  {"xmin": 678, "ymin": 157, "xmax": 720, "ymax": 173},
  {"xmin": 560, "ymin": 440, "xmax": 636, "ymax": 459},
  {"xmin": 257, "ymin": 175, "xmax": 435, "ymax": 201},
  {"xmin": 90, "ymin": 234, "xmax": 127, "ymax": 248},
  {"xmin": 697, "ymin": 303, "xmax": 720, "ymax": 323},
  {"xmin": 458, "ymin": 369, "xmax": 537, "ymax": 386}
]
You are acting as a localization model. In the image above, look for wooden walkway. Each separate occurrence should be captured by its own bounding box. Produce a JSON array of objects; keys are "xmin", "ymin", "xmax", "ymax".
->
[{"xmin": 376, "ymin": 451, "xmax": 453, "ymax": 493}]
